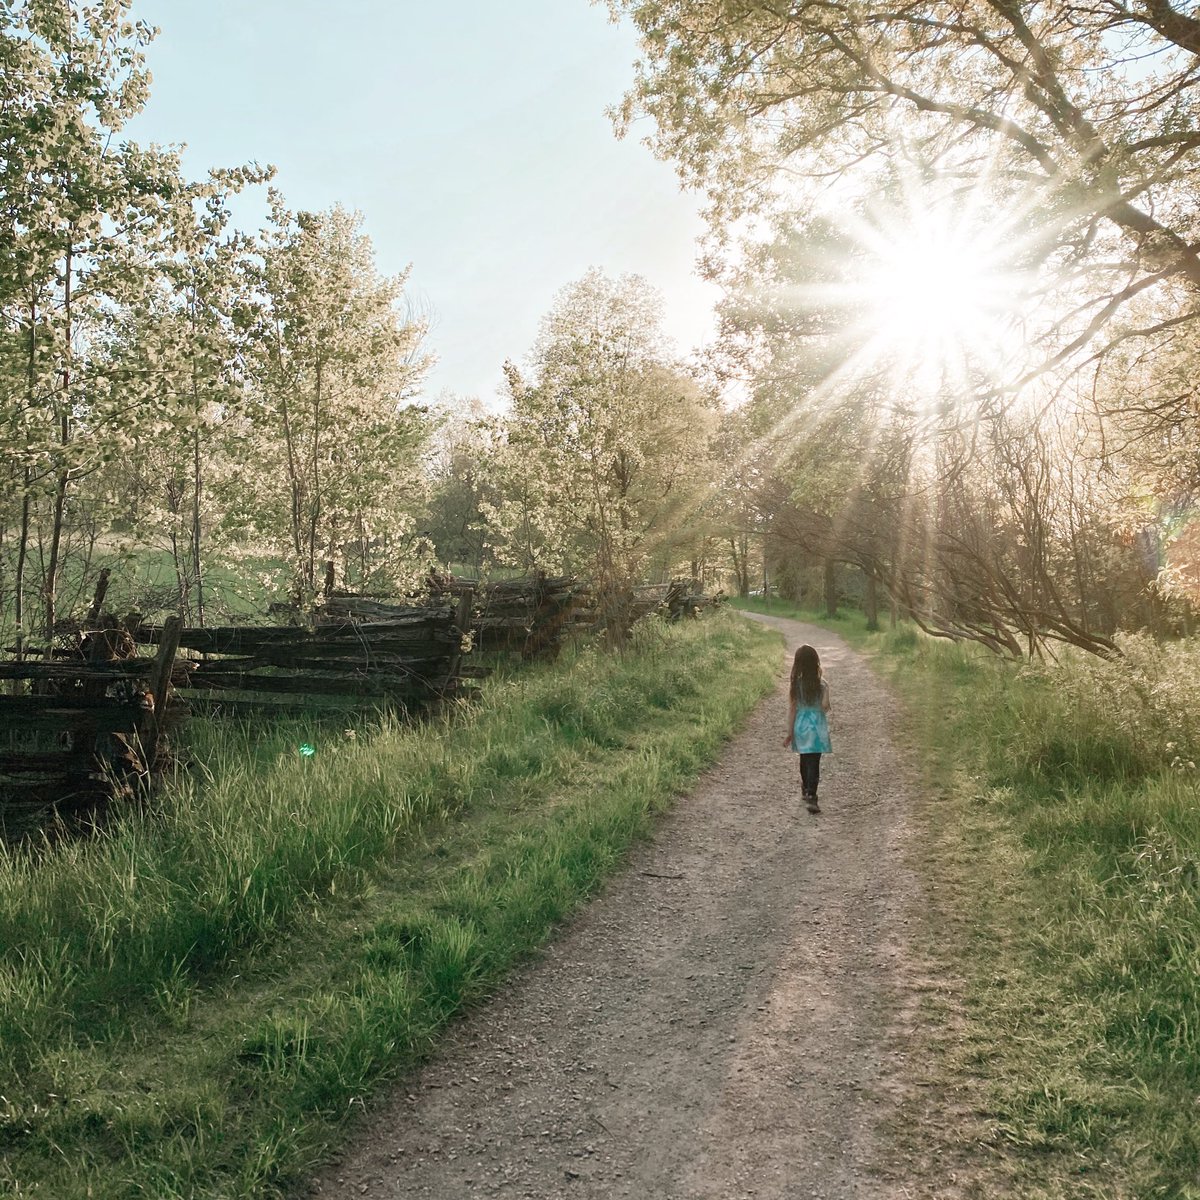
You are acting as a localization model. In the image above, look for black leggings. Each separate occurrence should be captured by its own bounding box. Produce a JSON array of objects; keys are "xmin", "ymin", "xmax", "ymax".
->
[{"xmin": 799, "ymin": 753, "xmax": 822, "ymax": 797}]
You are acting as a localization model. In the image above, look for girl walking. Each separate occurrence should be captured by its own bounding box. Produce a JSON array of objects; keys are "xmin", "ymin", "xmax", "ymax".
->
[{"xmin": 782, "ymin": 644, "xmax": 832, "ymax": 813}]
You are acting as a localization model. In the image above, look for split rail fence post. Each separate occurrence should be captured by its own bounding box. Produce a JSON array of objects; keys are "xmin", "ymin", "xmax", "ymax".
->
[
  {"xmin": 444, "ymin": 588, "xmax": 475, "ymax": 698},
  {"xmin": 525, "ymin": 571, "xmax": 553, "ymax": 660},
  {"xmin": 140, "ymin": 614, "xmax": 183, "ymax": 773},
  {"xmin": 86, "ymin": 568, "xmax": 111, "ymax": 626}
]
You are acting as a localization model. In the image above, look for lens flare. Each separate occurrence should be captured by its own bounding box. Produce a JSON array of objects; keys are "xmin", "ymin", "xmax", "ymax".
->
[{"xmin": 1165, "ymin": 512, "xmax": 1200, "ymax": 604}]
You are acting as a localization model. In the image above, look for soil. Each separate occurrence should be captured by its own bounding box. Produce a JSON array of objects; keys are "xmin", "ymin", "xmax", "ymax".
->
[{"xmin": 309, "ymin": 613, "xmax": 978, "ymax": 1199}]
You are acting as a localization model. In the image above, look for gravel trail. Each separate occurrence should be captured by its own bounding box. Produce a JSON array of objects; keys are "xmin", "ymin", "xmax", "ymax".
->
[{"xmin": 312, "ymin": 613, "xmax": 940, "ymax": 1199}]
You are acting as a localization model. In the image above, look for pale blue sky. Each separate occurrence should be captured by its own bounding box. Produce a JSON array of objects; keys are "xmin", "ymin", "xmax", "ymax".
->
[{"xmin": 125, "ymin": 0, "xmax": 718, "ymax": 406}]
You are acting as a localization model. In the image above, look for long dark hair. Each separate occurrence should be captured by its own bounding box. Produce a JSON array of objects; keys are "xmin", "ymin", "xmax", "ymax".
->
[{"xmin": 789, "ymin": 644, "xmax": 823, "ymax": 706}]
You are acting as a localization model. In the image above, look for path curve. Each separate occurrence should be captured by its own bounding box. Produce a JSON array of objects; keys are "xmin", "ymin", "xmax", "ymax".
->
[{"xmin": 312, "ymin": 614, "xmax": 935, "ymax": 1199}]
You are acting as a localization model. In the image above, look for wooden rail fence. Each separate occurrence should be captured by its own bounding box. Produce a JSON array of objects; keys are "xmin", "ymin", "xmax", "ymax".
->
[
  {"xmin": 0, "ymin": 616, "xmax": 182, "ymax": 812},
  {"xmin": 130, "ymin": 591, "xmax": 480, "ymax": 716},
  {"xmin": 1, "ymin": 571, "xmax": 720, "ymax": 820},
  {"xmin": 323, "ymin": 573, "xmax": 596, "ymax": 661}
]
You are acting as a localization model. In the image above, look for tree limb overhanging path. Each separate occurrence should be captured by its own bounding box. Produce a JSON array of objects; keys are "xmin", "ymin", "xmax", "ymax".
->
[{"xmin": 312, "ymin": 614, "xmax": 962, "ymax": 1199}]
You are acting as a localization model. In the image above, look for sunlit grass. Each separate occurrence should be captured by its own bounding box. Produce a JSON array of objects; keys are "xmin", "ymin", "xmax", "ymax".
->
[
  {"xmin": 867, "ymin": 626, "xmax": 1200, "ymax": 1196},
  {"xmin": 727, "ymin": 593, "xmax": 877, "ymax": 646},
  {"xmin": 735, "ymin": 594, "xmax": 1200, "ymax": 1191},
  {"xmin": 0, "ymin": 612, "xmax": 779, "ymax": 1199}
]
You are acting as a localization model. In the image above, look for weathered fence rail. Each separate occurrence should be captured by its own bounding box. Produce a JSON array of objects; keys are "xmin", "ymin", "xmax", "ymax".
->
[
  {"xmin": 129, "ymin": 591, "xmax": 480, "ymax": 715},
  {"xmin": 473, "ymin": 575, "xmax": 596, "ymax": 658},
  {"xmin": 1, "ymin": 570, "xmax": 720, "ymax": 822},
  {"xmin": 323, "ymin": 573, "xmax": 596, "ymax": 661},
  {"xmin": 665, "ymin": 580, "xmax": 725, "ymax": 621}
]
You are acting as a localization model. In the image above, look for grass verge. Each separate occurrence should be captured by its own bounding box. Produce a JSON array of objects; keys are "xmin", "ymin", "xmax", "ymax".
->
[
  {"xmin": 0, "ymin": 612, "xmax": 779, "ymax": 1199},
  {"xmin": 840, "ymin": 622, "xmax": 1200, "ymax": 1199},
  {"xmin": 663, "ymin": 597, "xmax": 1200, "ymax": 1193}
]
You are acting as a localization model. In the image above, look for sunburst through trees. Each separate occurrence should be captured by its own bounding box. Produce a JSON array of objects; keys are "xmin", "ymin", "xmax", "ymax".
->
[{"xmin": 612, "ymin": 0, "xmax": 1200, "ymax": 652}]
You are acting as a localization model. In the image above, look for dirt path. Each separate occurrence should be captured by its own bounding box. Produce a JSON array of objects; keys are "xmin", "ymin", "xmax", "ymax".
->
[{"xmin": 311, "ymin": 614, "xmax": 945, "ymax": 1199}]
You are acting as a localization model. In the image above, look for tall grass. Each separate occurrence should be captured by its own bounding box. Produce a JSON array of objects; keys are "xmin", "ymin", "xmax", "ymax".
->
[
  {"xmin": 874, "ymin": 627, "xmax": 1200, "ymax": 1197},
  {"xmin": 0, "ymin": 612, "xmax": 779, "ymax": 1199}
]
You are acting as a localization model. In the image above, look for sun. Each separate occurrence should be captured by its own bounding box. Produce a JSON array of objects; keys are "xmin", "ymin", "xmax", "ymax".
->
[
  {"xmin": 850, "ymin": 203, "xmax": 1032, "ymax": 400},
  {"xmin": 867, "ymin": 233, "xmax": 1002, "ymax": 356},
  {"xmin": 780, "ymin": 177, "xmax": 1039, "ymax": 411}
]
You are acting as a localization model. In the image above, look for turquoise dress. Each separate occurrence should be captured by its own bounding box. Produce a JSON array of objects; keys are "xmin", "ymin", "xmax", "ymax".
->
[{"xmin": 791, "ymin": 681, "xmax": 832, "ymax": 754}]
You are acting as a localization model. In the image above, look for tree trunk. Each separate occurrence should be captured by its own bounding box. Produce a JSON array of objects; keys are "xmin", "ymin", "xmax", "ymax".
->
[
  {"xmin": 86, "ymin": 568, "xmax": 111, "ymax": 625},
  {"xmin": 43, "ymin": 412, "xmax": 69, "ymax": 648},
  {"xmin": 15, "ymin": 478, "xmax": 32, "ymax": 660},
  {"xmin": 190, "ymin": 353, "xmax": 206, "ymax": 626},
  {"xmin": 275, "ymin": 330, "xmax": 306, "ymax": 586},
  {"xmin": 730, "ymin": 533, "xmax": 751, "ymax": 597},
  {"xmin": 601, "ymin": 584, "xmax": 632, "ymax": 652},
  {"xmin": 170, "ymin": 525, "xmax": 188, "ymax": 616},
  {"xmin": 864, "ymin": 569, "xmax": 879, "ymax": 631},
  {"xmin": 824, "ymin": 557, "xmax": 838, "ymax": 618},
  {"xmin": 305, "ymin": 356, "xmax": 325, "ymax": 596},
  {"xmin": 15, "ymin": 289, "xmax": 38, "ymax": 666},
  {"xmin": 43, "ymin": 239, "xmax": 74, "ymax": 648}
]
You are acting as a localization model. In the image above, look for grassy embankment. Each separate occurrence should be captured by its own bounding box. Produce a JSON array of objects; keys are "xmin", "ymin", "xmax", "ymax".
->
[
  {"xmin": 0, "ymin": 613, "xmax": 779, "ymax": 1200},
  {"xmin": 737, "ymin": 593, "xmax": 1200, "ymax": 1197}
]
